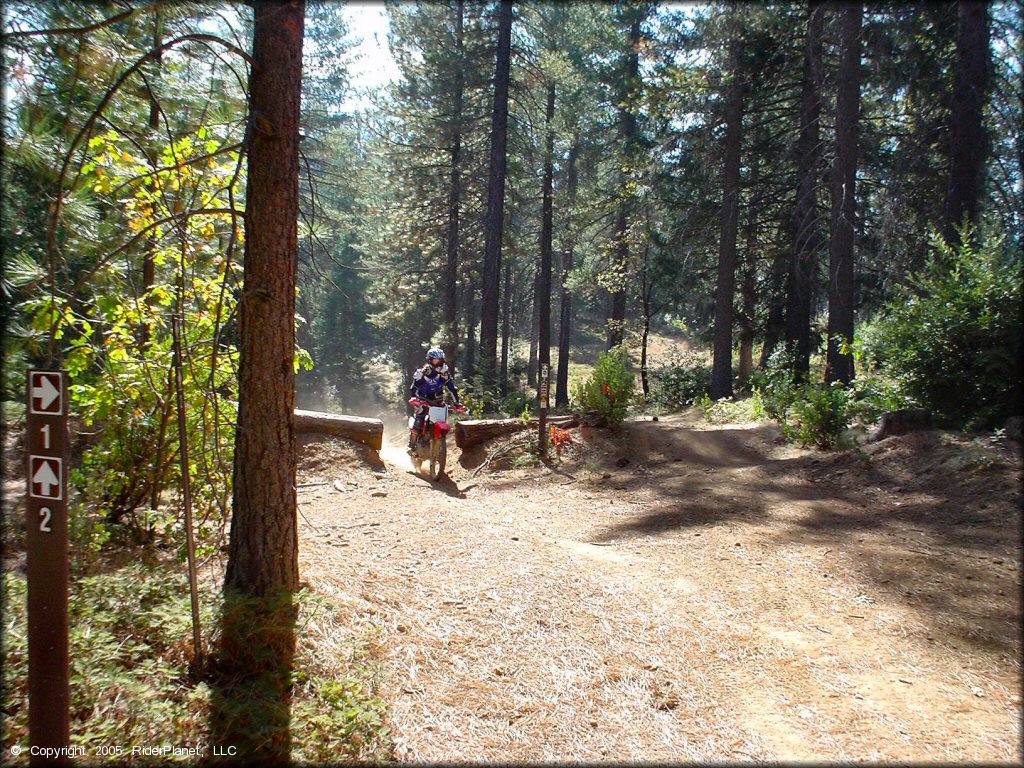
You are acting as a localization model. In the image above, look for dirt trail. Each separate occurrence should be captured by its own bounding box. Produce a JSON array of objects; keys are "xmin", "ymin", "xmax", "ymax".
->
[{"xmin": 295, "ymin": 415, "xmax": 1022, "ymax": 762}]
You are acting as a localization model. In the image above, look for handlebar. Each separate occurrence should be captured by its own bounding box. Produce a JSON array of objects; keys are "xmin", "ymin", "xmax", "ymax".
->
[{"xmin": 408, "ymin": 397, "xmax": 466, "ymax": 412}]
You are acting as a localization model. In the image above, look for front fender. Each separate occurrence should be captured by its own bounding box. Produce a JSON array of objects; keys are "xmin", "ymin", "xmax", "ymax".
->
[{"xmin": 433, "ymin": 421, "xmax": 450, "ymax": 438}]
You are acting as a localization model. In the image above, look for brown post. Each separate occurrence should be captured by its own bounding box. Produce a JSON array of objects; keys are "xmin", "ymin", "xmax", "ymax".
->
[
  {"xmin": 538, "ymin": 363, "xmax": 549, "ymax": 458},
  {"xmin": 25, "ymin": 370, "xmax": 70, "ymax": 764}
]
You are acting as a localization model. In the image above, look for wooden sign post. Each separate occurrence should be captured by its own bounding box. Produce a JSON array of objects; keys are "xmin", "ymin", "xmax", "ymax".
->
[
  {"xmin": 538, "ymin": 363, "xmax": 549, "ymax": 458},
  {"xmin": 25, "ymin": 369, "xmax": 70, "ymax": 763}
]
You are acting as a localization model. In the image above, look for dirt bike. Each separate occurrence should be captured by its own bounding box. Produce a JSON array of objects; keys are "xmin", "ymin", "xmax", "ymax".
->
[{"xmin": 408, "ymin": 397, "xmax": 466, "ymax": 480}]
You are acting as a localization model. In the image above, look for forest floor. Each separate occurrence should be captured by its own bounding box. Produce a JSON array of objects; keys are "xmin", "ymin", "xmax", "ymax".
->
[{"xmin": 295, "ymin": 412, "xmax": 1022, "ymax": 763}]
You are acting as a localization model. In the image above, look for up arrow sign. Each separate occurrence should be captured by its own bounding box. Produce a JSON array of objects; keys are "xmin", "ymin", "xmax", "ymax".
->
[{"xmin": 30, "ymin": 457, "xmax": 62, "ymax": 500}]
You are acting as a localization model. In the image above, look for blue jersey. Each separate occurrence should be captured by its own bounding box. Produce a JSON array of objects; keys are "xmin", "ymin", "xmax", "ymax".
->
[{"xmin": 409, "ymin": 364, "xmax": 459, "ymax": 403}]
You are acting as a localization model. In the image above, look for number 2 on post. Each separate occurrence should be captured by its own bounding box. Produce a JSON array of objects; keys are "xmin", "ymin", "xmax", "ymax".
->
[{"xmin": 39, "ymin": 507, "xmax": 52, "ymax": 533}]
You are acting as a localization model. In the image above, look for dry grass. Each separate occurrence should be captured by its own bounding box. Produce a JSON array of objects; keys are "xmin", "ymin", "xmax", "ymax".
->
[{"xmin": 290, "ymin": 416, "xmax": 1022, "ymax": 763}]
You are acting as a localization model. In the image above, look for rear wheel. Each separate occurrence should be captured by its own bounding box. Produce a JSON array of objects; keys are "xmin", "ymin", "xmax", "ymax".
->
[{"xmin": 428, "ymin": 435, "xmax": 447, "ymax": 480}]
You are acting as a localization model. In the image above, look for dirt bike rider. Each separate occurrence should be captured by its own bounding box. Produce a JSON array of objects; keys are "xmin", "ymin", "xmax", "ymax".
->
[{"xmin": 407, "ymin": 347, "xmax": 462, "ymax": 453}]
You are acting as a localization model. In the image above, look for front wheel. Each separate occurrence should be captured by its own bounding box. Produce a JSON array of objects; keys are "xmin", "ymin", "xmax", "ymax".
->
[{"xmin": 428, "ymin": 435, "xmax": 447, "ymax": 480}]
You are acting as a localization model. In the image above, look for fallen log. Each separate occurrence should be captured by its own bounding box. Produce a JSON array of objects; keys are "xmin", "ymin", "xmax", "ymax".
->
[
  {"xmin": 294, "ymin": 409, "xmax": 384, "ymax": 451},
  {"xmin": 455, "ymin": 415, "xmax": 578, "ymax": 450}
]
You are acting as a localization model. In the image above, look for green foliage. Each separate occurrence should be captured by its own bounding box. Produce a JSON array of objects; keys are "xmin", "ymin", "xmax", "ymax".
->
[
  {"xmin": 2, "ymin": 568, "xmax": 390, "ymax": 760},
  {"xmin": 649, "ymin": 350, "xmax": 711, "ymax": 410},
  {"xmin": 504, "ymin": 389, "xmax": 536, "ymax": 421},
  {"xmin": 748, "ymin": 347, "xmax": 802, "ymax": 422},
  {"xmin": 459, "ymin": 374, "xmax": 499, "ymax": 418},
  {"xmin": 2, "ymin": 564, "xmax": 218, "ymax": 752},
  {"xmin": 17, "ymin": 128, "xmax": 249, "ymax": 546},
  {"xmin": 510, "ymin": 445, "xmax": 541, "ymax": 469},
  {"xmin": 696, "ymin": 390, "xmax": 767, "ymax": 424},
  {"xmin": 571, "ymin": 345, "xmax": 635, "ymax": 425},
  {"xmin": 844, "ymin": 364, "xmax": 916, "ymax": 425},
  {"xmin": 784, "ymin": 381, "xmax": 852, "ymax": 449},
  {"xmin": 863, "ymin": 231, "xmax": 1022, "ymax": 428},
  {"xmin": 744, "ymin": 349, "xmax": 851, "ymax": 449},
  {"xmin": 2, "ymin": 400, "xmax": 26, "ymax": 424}
]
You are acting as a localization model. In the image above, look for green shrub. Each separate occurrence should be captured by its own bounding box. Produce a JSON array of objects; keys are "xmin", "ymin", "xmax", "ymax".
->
[
  {"xmin": 2, "ymin": 400, "xmax": 26, "ymax": 424},
  {"xmin": 500, "ymin": 387, "xmax": 536, "ymax": 420},
  {"xmin": 696, "ymin": 391, "xmax": 767, "ymax": 424},
  {"xmin": 845, "ymin": 365, "xmax": 915, "ymax": 425},
  {"xmin": 785, "ymin": 381, "xmax": 852, "ymax": 449},
  {"xmin": 571, "ymin": 345, "xmax": 635, "ymax": 425},
  {"xmin": 649, "ymin": 350, "xmax": 711, "ymax": 410},
  {"xmin": 864, "ymin": 230, "xmax": 1022, "ymax": 428},
  {"xmin": 748, "ymin": 347, "xmax": 801, "ymax": 421},
  {"xmin": 1, "ymin": 567, "xmax": 390, "ymax": 761},
  {"xmin": 459, "ymin": 374, "xmax": 498, "ymax": 418}
]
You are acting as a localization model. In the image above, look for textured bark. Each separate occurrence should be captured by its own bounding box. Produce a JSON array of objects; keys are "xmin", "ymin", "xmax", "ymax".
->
[
  {"xmin": 872, "ymin": 408, "xmax": 933, "ymax": 441},
  {"xmin": 226, "ymin": 0, "xmax": 304, "ymax": 598},
  {"xmin": 710, "ymin": 34, "xmax": 745, "ymax": 400},
  {"xmin": 444, "ymin": 0, "xmax": 465, "ymax": 362},
  {"xmin": 826, "ymin": 2, "xmax": 862, "ymax": 385},
  {"xmin": 784, "ymin": 1, "xmax": 825, "ymax": 379},
  {"xmin": 943, "ymin": 0, "xmax": 991, "ymax": 245},
  {"xmin": 555, "ymin": 141, "xmax": 579, "ymax": 408},
  {"xmin": 293, "ymin": 410, "xmax": 383, "ymax": 451},
  {"xmin": 738, "ymin": 158, "xmax": 759, "ymax": 381},
  {"xmin": 455, "ymin": 415, "xmax": 578, "ymax": 449},
  {"xmin": 607, "ymin": 11, "xmax": 642, "ymax": 351},
  {"xmin": 536, "ymin": 80, "xmax": 556, "ymax": 395},
  {"xmin": 639, "ymin": 241, "xmax": 653, "ymax": 399},
  {"xmin": 463, "ymin": 284, "xmax": 477, "ymax": 379},
  {"xmin": 478, "ymin": 0, "xmax": 513, "ymax": 388},
  {"xmin": 738, "ymin": 255, "xmax": 756, "ymax": 381},
  {"xmin": 500, "ymin": 258, "xmax": 512, "ymax": 391},
  {"xmin": 528, "ymin": 261, "xmax": 538, "ymax": 387},
  {"xmin": 758, "ymin": 247, "xmax": 789, "ymax": 368},
  {"xmin": 143, "ymin": 10, "xmax": 165, "ymax": 508},
  {"xmin": 140, "ymin": 8, "xmax": 163, "ymax": 349}
]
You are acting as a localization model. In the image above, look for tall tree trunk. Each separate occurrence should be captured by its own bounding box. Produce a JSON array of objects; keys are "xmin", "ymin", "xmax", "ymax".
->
[
  {"xmin": 500, "ymin": 257, "xmax": 512, "ymax": 392},
  {"xmin": 784, "ymin": 0, "xmax": 825, "ymax": 379},
  {"xmin": 555, "ymin": 141, "xmax": 580, "ymax": 408},
  {"xmin": 826, "ymin": 1, "xmax": 862, "ymax": 385},
  {"xmin": 738, "ymin": 247, "xmax": 756, "ymax": 382},
  {"xmin": 478, "ymin": 0, "xmax": 513, "ymax": 390},
  {"xmin": 738, "ymin": 159, "xmax": 760, "ymax": 382},
  {"xmin": 759, "ymin": 247, "xmax": 788, "ymax": 368},
  {"xmin": 144, "ymin": 9, "xmax": 165, "ymax": 511},
  {"xmin": 537, "ymin": 81, "xmax": 556, "ymax": 393},
  {"xmin": 943, "ymin": 0, "xmax": 991, "ymax": 245},
  {"xmin": 226, "ymin": 0, "xmax": 304, "ymax": 597},
  {"xmin": 141, "ymin": 8, "xmax": 163, "ymax": 348},
  {"xmin": 710, "ymin": 33, "xmax": 745, "ymax": 400},
  {"xmin": 639, "ymin": 243, "xmax": 652, "ymax": 399},
  {"xmin": 607, "ymin": 10, "xmax": 642, "ymax": 350},
  {"xmin": 444, "ymin": 0, "xmax": 465, "ymax": 368},
  {"xmin": 464, "ymin": 283, "xmax": 477, "ymax": 379},
  {"xmin": 528, "ymin": 262, "xmax": 538, "ymax": 387}
]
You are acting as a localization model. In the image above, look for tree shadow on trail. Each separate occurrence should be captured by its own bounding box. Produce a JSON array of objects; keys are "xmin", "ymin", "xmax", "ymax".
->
[
  {"xmin": 203, "ymin": 589, "xmax": 296, "ymax": 766},
  {"xmin": 589, "ymin": 421, "xmax": 1022, "ymax": 659}
]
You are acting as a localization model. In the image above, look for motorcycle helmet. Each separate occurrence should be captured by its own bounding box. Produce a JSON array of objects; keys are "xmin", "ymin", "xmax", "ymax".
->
[{"xmin": 427, "ymin": 347, "xmax": 445, "ymax": 366}]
